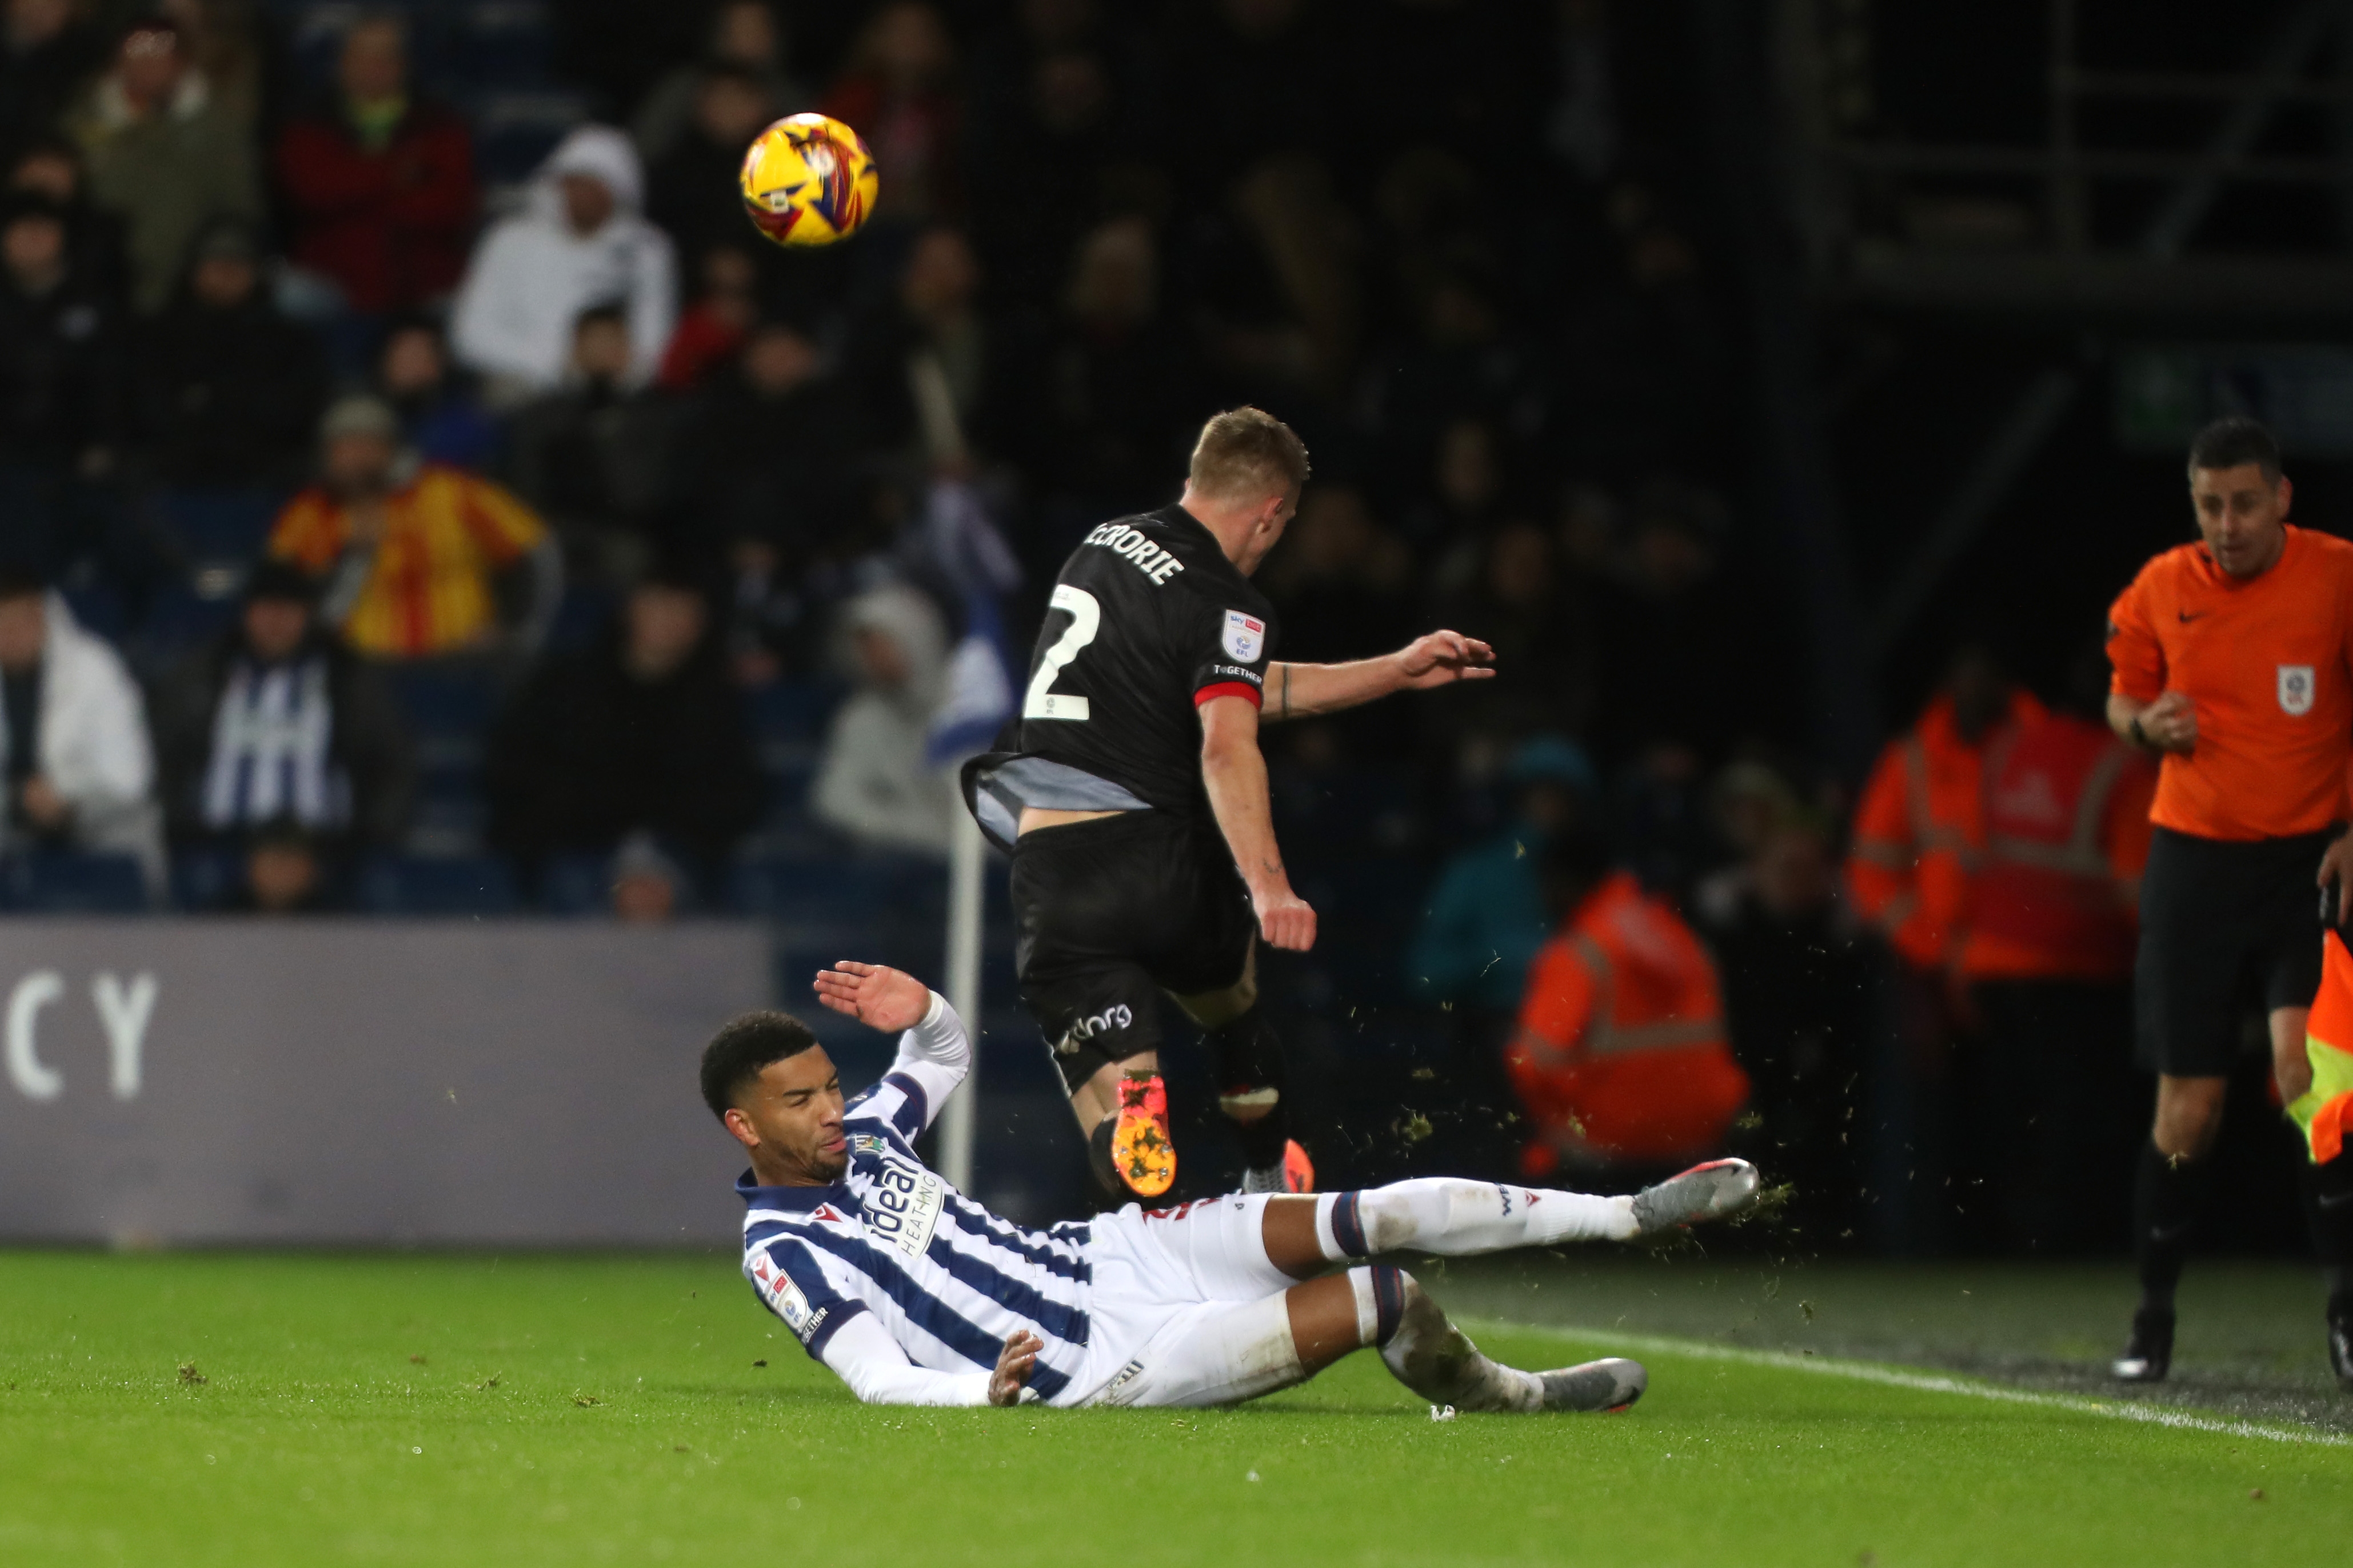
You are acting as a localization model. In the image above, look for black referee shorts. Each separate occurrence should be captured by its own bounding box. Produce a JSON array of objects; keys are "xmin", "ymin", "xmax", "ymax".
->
[
  {"xmin": 2134, "ymin": 825, "xmax": 2334, "ymax": 1076},
  {"xmin": 1009, "ymin": 810, "xmax": 1257, "ymax": 1093}
]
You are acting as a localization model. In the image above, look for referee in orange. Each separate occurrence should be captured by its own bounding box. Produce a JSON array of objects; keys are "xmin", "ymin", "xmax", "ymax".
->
[{"xmin": 2105, "ymin": 416, "xmax": 2353, "ymax": 1383}]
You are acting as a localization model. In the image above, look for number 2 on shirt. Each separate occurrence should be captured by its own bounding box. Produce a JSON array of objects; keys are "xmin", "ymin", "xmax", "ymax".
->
[{"xmin": 1024, "ymin": 584, "xmax": 1100, "ymax": 721}]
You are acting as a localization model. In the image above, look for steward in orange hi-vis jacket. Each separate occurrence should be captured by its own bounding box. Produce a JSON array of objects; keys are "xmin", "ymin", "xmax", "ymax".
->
[
  {"xmin": 1843, "ymin": 644, "xmax": 2039, "ymax": 1252},
  {"xmin": 1845, "ymin": 670, "xmax": 2044, "ymax": 974},
  {"xmin": 1506, "ymin": 831, "xmax": 1748, "ymax": 1178}
]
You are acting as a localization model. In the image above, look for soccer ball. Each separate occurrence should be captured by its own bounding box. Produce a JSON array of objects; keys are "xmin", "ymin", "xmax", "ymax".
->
[{"xmin": 740, "ymin": 113, "xmax": 879, "ymax": 248}]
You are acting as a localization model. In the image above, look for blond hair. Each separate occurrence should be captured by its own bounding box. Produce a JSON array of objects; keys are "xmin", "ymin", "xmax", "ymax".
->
[{"xmin": 1187, "ymin": 407, "xmax": 1311, "ymax": 502}]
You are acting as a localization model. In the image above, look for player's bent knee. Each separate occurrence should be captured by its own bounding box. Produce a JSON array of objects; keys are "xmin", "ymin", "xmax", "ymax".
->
[
  {"xmin": 1345, "ymin": 1263, "xmax": 1419, "ymax": 1349},
  {"xmin": 1174, "ymin": 943, "xmax": 1260, "ymax": 1028}
]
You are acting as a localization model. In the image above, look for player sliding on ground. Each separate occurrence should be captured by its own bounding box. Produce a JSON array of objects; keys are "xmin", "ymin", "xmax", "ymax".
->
[{"xmin": 705, "ymin": 961, "xmax": 1761, "ymax": 1410}]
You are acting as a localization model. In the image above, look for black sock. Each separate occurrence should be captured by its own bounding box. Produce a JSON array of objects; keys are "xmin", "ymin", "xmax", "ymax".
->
[
  {"xmin": 2303, "ymin": 1155, "xmax": 2353, "ymax": 1318},
  {"xmin": 1207, "ymin": 1011, "xmax": 1290, "ymax": 1169},
  {"xmin": 2134, "ymin": 1140, "xmax": 2205, "ymax": 1314}
]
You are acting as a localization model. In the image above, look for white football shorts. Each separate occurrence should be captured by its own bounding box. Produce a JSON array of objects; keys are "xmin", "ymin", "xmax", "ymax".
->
[{"xmin": 1059, "ymin": 1191, "xmax": 1311, "ymax": 1409}]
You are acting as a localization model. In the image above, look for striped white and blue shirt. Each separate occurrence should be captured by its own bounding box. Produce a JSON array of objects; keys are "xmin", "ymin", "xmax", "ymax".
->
[
  {"xmin": 736, "ymin": 995, "xmax": 1096, "ymax": 1405},
  {"xmin": 202, "ymin": 656, "xmax": 349, "ymax": 830}
]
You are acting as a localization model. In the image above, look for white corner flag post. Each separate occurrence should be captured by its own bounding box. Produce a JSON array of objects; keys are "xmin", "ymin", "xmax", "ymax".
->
[{"xmin": 940, "ymin": 802, "xmax": 985, "ymax": 1191}]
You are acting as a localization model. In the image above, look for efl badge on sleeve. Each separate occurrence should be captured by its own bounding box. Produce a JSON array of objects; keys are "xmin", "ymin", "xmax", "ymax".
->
[
  {"xmin": 2280, "ymin": 664, "xmax": 2316, "ymax": 716},
  {"xmin": 750, "ymin": 1250, "xmax": 815, "ymax": 1336},
  {"xmin": 1221, "ymin": 610, "xmax": 1266, "ymax": 663}
]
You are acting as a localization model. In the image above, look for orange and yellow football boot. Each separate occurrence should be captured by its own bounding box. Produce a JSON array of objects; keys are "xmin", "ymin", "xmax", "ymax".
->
[{"xmin": 1109, "ymin": 1073, "xmax": 1176, "ymax": 1199}]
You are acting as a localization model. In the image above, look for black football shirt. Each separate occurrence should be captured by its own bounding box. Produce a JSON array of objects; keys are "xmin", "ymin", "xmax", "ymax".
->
[{"xmin": 1014, "ymin": 504, "xmax": 1280, "ymax": 818}]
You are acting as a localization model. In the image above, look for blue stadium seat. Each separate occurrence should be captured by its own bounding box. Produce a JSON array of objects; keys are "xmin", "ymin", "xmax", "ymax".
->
[
  {"xmin": 59, "ymin": 579, "xmax": 128, "ymax": 643},
  {"xmin": 469, "ymin": 89, "xmax": 589, "ymax": 186},
  {"xmin": 139, "ymin": 584, "xmax": 241, "ymax": 655},
  {"xmin": 544, "ymin": 582, "xmax": 618, "ymax": 653},
  {"xmin": 730, "ymin": 855, "xmax": 888, "ymax": 924},
  {"xmin": 355, "ymin": 854, "xmax": 517, "ymax": 915},
  {"xmin": 383, "ymin": 663, "xmax": 502, "ymax": 854},
  {"xmin": 749, "ymin": 679, "xmax": 843, "ymax": 744},
  {"xmin": 446, "ymin": 1, "xmax": 558, "ymax": 93},
  {"xmin": 0, "ymin": 853, "xmax": 149, "ymax": 914},
  {"xmin": 385, "ymin": 662, "xmax": 502, "ymax": 740},
  {"xmin": 151, "ymin": 487, "xmax": 285, "ymax": 565},
  {"xmin": 169, "ymin": 845, "xmax": 247, "ymax": 912},
  {"xmin": 537, "ymin": 852, "xmax": 613, "ymax": 916},
  {"xmin": 730, "ymin": 851, "xmax": 946, "ymax": 923}
]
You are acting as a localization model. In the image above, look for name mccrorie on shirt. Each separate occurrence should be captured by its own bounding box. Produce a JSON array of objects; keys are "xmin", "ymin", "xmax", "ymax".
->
[{"xmin": 1083, "ymin": 521, "xmax": 1187, "ymax": 585}]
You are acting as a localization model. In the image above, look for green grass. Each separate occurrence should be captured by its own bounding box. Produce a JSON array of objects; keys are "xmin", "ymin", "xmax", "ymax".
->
[{"xmin": 2, "ymin": 1252, "xmax": 2347, "ymax": 1566}]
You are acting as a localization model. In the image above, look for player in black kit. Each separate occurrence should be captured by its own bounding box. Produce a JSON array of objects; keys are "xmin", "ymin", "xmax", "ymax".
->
[{"xmin": 964, "ymin": 409, "xmax": 1495, "ymax": 1199}]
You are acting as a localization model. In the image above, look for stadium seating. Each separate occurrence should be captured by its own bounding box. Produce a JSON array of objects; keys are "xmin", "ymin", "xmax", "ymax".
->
[
  {"xmin": 354, "ymin": 853, "xmax": 518, "ymax": 915},
  {"xmin": 742, "ymin": 677, "xmax": 843, "ymax": 855},
  {"xmin": 0, "ymin": 853, "xmax": 150, "ymax": 914},
  {"xmin": 534, "ymin": 852, "xmax": 616, "ymax": 917},
  {"xmin": 383, "ymin": 662, "xmax": 505, "ymax": 857},
  {"xmin": 58, "ymin": 578, "xmax": 129, "ymax": 644},
  {"xmin": 150, "ymin": 488, "xmax": 283, "ymax": 567},
  {"xmin": 168, "ymin": 845, "xmax": 249, "ymax": 913}
]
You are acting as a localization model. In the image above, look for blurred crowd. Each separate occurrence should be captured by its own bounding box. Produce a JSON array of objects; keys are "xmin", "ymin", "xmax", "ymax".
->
[
  {"xmin": 1, "ymin": 0, "xmax": 2117, "ymax": 1253},
  {"xmin": 0, "ymin": 0, "xmax": 1739, "ymax": 885}
]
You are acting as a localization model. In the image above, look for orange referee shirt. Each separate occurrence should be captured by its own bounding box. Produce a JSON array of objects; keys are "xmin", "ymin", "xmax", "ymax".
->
[{"xmin": 2107, "ymin": 523, "xmax": 2353, "ymax": 842}]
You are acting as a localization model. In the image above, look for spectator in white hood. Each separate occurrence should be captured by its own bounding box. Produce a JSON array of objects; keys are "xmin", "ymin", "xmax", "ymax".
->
[
  {"xmin": 810, "ymin": 582, "xmax": 958, "ymax": 857},
  {"xmin": 0, "ymin": 568, "xmax": 163, "ymax": 891},
  {"xmin": 450, "ymin": 125, "xmax": 676, "ymax": 398}
]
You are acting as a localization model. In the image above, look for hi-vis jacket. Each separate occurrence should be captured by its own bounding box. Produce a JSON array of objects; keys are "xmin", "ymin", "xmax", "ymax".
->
[
  {"xmin": 1505, "ymin": 872, "xmax": 1749, "ymax": 1170},
  {"xmin": 1844, "ymin": 690, "xmax": 2043, "ymax": 971},
  {"xmin": 1960, "ymin": 709, "xmax": 2155, "ymax": 983}
]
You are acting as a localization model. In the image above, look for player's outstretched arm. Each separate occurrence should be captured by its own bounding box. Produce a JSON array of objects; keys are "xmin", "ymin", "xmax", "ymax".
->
[
  {"xmin": 814, "ymin": 961, "xmax": 934, "ymax": 1034},
  {"xmin": 1263, "ymin": 631, "xmax": 1495, "ymax": 723},
  {"xmin": 818, "ymin": 1310, "xmax": 1012, "ymax": 1406},
  {"xmin": 1199, "ymin": 694, "xmax": 1315, "ymax": 951},
  {"xmin": 814, "ymin": 961, "xmax": 970, "ymax": 1121}
]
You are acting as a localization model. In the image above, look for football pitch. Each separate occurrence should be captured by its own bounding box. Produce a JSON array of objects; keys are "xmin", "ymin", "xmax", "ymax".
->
[{"xmin": 3, "ymin": 1251, "xmax": 2347, "ymax": 1567}]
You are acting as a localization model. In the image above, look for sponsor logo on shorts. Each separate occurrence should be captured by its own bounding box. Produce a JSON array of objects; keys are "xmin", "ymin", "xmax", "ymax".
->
[
  {"xmin": 1055, "ymin": 1005, "xmax": 1134, "ymax": 1054},
  {"xmin": 2280, "ymin": 664, "xmax": 2316, "ymax": 716}
]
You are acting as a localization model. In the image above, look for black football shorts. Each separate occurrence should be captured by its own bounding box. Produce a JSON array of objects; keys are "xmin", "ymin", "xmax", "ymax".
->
[
  {"xmin": 2134, "ymin": 825, "xmax": 2335, "ymax": 1075},
  {"xmin": 1009, "ymin": 809, "xmax": 1257, "ymax": 1093}
]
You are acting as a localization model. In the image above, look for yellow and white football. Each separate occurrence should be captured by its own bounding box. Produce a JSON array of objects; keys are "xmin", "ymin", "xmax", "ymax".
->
[{"xmin": 739, "ymin": 113, "xmax": 879, "ymax": 249}]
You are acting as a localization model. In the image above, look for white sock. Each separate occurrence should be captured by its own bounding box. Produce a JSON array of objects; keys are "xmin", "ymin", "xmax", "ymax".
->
[
  {"xmin": 1360, "ymin": 1269, "xmax": 1543, "ymax": 1413},
  {"xmin": 1316, "ymin": 1178, "xmax": 1636, "ymax": 1260}
]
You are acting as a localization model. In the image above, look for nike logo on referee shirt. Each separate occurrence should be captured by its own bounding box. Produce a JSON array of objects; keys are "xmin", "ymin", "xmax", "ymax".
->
[{"xmin": 2178, "ymin": 610, "xmax": 2204, "ymax": 622}]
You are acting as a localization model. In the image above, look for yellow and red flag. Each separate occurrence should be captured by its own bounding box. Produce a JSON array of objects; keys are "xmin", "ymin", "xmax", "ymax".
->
[{"xmin": 2294, "ymin": 929, "xmax": 2353, "ymax": 1165}]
